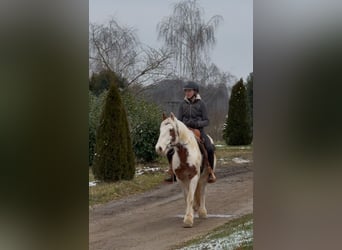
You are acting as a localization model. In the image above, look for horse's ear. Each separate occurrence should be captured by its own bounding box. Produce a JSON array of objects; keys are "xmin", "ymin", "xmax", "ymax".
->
[
  {"xmin": 162, "ymin": 112, "xmax": 167, "ymax": 121},
  {"xmin": 170, "ymin": 112, "xmax": 175, "ymax": 120}
]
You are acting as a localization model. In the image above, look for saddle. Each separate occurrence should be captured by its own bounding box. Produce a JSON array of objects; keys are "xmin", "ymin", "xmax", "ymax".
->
[{"xmin": 188, "ymin": 128, "xmax": 203, "ymax": 144}]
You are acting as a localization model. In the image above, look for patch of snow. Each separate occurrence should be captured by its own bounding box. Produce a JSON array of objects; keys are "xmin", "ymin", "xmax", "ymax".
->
[
  {"xmin": 175, "ymin": 214, "xmax": 233, "ymax": 218},
  {"xmin": 135, "ymin": 166, "xmax": 161, "ymax": 176},
  {"xmin": 135, "ymin": 170, "xmax": 144, "ymax": 176},
  {"xmin": 89, "ymin": 181, "xmax": 98, "ymax": 187},
  {"xmin": 179, "ymin": 220, "xmax": 253, "ymax": 250},
  {"xmin": 232, "ymin": 157, "xmax": 250, "ymax": 164}
]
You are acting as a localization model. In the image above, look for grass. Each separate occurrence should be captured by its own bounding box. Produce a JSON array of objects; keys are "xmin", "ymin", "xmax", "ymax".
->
[
  {"xmin": 89, "ymin": 172, "xmax": 165, "ymax": 206},
  {"xmin": 89, "ymin": 164, "xmax": 167, "ymax": 207},
  {"xmin": 174, "ymin": 213, "xmax": 253, "ymax": 250},
  {"xmin": 215, "ymin": 143, "xmax": 253, "ymax": 166}
]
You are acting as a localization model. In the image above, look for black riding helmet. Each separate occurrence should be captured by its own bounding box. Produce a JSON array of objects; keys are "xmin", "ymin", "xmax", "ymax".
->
[{"xmin": 183, "ymin": 81, "xmax": 199, "ymax": 93}]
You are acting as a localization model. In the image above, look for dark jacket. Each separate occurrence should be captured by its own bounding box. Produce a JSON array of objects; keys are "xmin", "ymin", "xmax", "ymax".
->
[{"xmin": 177, "ymin": 94, "xmax": 209, "ymax": 130}]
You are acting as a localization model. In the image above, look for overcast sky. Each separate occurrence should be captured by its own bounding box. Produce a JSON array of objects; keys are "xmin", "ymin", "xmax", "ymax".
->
[{"xmin": 89, "ymin": 0, "xmax": 253, "ymax": 80}]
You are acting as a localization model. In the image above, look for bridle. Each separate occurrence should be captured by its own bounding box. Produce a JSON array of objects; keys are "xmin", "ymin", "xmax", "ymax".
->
[{"xmin": 165, "ymin": 119, "xmax": 187, "ymax": 150}]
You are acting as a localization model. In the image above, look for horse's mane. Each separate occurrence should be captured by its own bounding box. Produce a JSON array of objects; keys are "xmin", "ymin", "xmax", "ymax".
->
[{"xmin": 173, "ymin": 118, "xmax": 198, "ymax": 147}]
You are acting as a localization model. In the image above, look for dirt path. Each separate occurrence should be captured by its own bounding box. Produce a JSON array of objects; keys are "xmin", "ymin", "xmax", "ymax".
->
[{"xmin": 89, "ymin": 164, "xmax": 253, "ymax": 250}]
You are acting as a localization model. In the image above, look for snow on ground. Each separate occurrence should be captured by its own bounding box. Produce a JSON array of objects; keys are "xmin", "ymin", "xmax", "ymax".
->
[
  {"xmin": 89, "ymin": 181, "xmax": 98, "ymax": 187},
  {"xmin": 135, "ymin": 166, "xmax": 162, "ymax": 176},
  {"xmin": 215, "ymin": 145, "xmax": 251, "ymax": 150},
  {"xmin": 179, "ymin": 220, "xmax": 253, "ymax": 250},
  {"xmin": 175, "ymin": 214, "xmax": 233, "ymax": 218},
  {"xmin": 232, "ymin": 157, "xmax": 250, "ymax": 164},
  {"xmin": 89, "ymin": 166, "xmax": 162, "ymax": 187}
]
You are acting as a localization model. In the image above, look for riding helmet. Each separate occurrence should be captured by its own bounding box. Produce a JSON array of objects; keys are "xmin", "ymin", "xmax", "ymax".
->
[{"xmin": 183, "ymin": 81, "xmax": 199, "ymax": 93}]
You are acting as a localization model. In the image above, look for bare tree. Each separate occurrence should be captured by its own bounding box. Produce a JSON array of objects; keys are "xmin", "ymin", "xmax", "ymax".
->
[
  {"xmin": 89, "ymin": 19, "xmax": 139, "ymax": 76},
  {"xmin": 157, "ymin": 0, "xmax": 223, "ymax": 81},
  {"xmin": 127, "ymin": 46, "xmax": 174, "ymax": 86},
  {"xmin": 196, "ymin": 61, "xmax": 236, "ymax": 87},
  {"xmin": 89, "ymin": 18, "xmax": 173, "ymax": 87}
]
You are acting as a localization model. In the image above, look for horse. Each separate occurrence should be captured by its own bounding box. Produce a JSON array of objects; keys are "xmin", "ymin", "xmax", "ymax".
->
[{"xmin": 155, "ymin": 112, "xmax": 216, "ymax": 228}]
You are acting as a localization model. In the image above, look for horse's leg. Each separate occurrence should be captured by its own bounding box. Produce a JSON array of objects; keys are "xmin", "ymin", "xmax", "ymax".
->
[
  {"xmin": 182, "ymin": 175, "xmax": 199, "ymax": 228},
  {"xmin": 198, "ymin": 178, "xmax": 207, "ymax": 218},
  {"xmin": 199, "ymin": 153, "xmax": 215, "ymax": 217},
  {"xmin": 180, "ymin": 181, "xmax": 189, "ymax": 203},
  {"xmin": 193, "ymin": 181, "xmax": 201, "ymax": 212}
]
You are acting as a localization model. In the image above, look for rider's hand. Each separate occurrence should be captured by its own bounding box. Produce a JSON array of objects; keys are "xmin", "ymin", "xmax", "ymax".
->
[{"xmin": 188, "ymin": 121, "xmax": 198, "ymax": 128}]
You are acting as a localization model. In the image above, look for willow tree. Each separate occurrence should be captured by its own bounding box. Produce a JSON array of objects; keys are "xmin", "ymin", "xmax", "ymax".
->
[{"xmin": 157, "ymin": 0, "xmax": 223, "ymax": 80}]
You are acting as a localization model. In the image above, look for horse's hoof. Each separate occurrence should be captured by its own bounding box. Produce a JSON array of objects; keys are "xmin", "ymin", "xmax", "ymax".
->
[
  {"xmin": 183, "ymin": 222, "xmax": 193, "ymax": 228},
  {"xmin": 198, "ymin": 208, "xmax": 207, "ymax": 218},
  {"xmin": 183, "ymin": 215, "xmax": 193, "ymax": 227}
]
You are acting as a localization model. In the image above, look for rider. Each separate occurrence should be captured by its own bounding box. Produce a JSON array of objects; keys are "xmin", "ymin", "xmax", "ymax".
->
[{"xmin": 165, "ymin": 81, "xmax": 216, "ymax": 183}]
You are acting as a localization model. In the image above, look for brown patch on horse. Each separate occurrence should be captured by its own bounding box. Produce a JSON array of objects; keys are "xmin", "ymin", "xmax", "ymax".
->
[
  {"xmin": 162, "ymin": 113, "xmax": 167, "ymax": 121},
  {"xmin": 174, "ymin": 144, "xmax": 197, "ymax": 181}
]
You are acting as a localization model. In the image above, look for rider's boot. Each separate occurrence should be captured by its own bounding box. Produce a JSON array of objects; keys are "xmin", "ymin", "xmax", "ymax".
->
[
  {"xmin": 207, "ymin": 166, "xmax": 216, "ymax": 183},
  {"xmin": 207, "ymin": 152, "xmax": 216, "ymax": 183},
  {"xmin": 165, "ymin": 149, "xmax": 177, "ymax": 183},
  {"xmin": 165, "ymin": 164, "xmax": 176, "ymax": 182}
]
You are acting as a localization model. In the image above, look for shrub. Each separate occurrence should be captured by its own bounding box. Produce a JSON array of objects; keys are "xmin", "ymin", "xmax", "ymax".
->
[
  {"xmin": 92, "ymin": 76, "xmax": 135, "ymax": 181},
  {"xmin": 89, "ymin": 69, "xmax": 126, "ymax": 96},
  {"xmin": 123, "ymin": 93, "xmax": 162, "ymax": 162},
  {"xmin": 223, "ymin": 79, "xmax": 252, "ymax": 145},
  {"xmin": 89, "ymin": 90, "xmax": 107, "ymax": 166},
  {"xmin": 89, "ymin": 70, "xmax": 161, "ymax": 164}
]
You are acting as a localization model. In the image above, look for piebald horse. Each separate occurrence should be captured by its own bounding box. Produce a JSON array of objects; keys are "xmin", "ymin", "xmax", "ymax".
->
[{"xmin": 155, "ymin": 112, "xmax": 216, "ymax": 227}]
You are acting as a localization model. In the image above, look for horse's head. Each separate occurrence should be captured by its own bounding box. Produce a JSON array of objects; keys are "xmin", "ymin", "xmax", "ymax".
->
[{"xmin": 155, "ymin": 112, "xmax": 179, "ymax": 155}]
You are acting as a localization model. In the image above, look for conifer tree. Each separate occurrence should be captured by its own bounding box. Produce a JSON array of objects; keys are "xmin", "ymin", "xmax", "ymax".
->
[
  {"xmin": 223, "ymin": 78, "xmax": 252, "ymax": 145},
  {"xmin": 246, "ymin": 73, "xmax": 253, "ymax": 140},
  {"xmin": 92, "ymin": 74, "xmax": 135, "ymax": 181}
]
